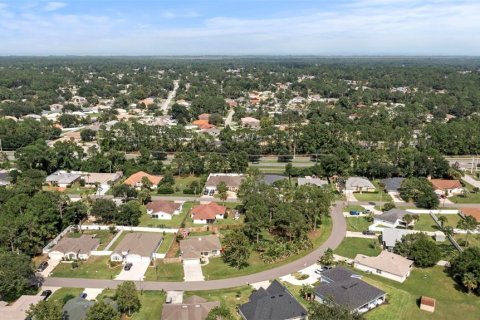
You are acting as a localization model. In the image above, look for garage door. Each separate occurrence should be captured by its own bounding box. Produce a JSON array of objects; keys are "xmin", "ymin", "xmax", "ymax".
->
[
  {"xmin": 183, "ymin": 259, "xmax": 200, "ymax": 265},
  {"xmin": 125, "ymin": 255, "xmax": 142, "ymax": 263}
]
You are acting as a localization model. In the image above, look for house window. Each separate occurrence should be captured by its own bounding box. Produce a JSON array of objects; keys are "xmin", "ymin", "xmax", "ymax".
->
[
  {"xmin": 152, "ymin": 214, "xmax": 158, "ymax": 219},
  {"xmin": 376, "ymin": 269, "xmax": 382, "ymax": 274}
]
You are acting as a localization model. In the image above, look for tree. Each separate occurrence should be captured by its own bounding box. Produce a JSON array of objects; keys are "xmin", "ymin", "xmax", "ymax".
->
[
  {"xmin": 308, "ymin": 300, "xmax": 364, "ymax": 320},
  {"xmin": 91, "ymin": 199, "xmax": 117, "ymax": 223},
  {"xmin": 438, "ymin": 215, "xmax": 448, "ymax": 228},
  {"xmin": 403, "ymin": 214, "xmax": 413, "ymax": 229},
  {"xmin": 449, "ymin": 247, "xmax": 480, "ymax": 294},
  {"xmin": 217, "ymin": 181, "xmax": 228, "ymax": 204},
  {"xmin": 206, "ymin": 304, "xmax": 234, "ymax": 320},
  {"xmin": 456, "ymin": 216, "xmax": 478, "ymax": 246},
  {"xmin": 300, "ymin": 285, "xmax": 315, "ymax": 301},
  {"xmin": 27, "ymin": 301, "xmax": 62, "ymax": 320},
  {"xmin": 64, "ymin": 201, "xmax": 88, "ymax": 225},
  {"xmin": 116, "ymin": 200, "xmax": 142, "ymax": 226},
  {"xmin": 462, "ymin": 273, "xmax": 478, "ymax": 294},
  {"xmin": 382, "ymin": 202, "xmax": 395, "ymax": 211},
  {"xmin": 399, "ymin": 178, "xmax": 439, "ymax": 209},
  {"xmin": 0, "ymin": 251, "xmax": 36, "ymax": 301},
  {"xmin": 393, "ymin": 233, "xmax": 441, "ymax": 267},
  {"xmin": 116, "ymin": 281, "xmax": 141, "ymax": 316},
  {"xmin": 81, "ymin": 128, "xmax": 97, "ymax": 142},
  {"xmin": 86, "ymin": 299, "xmax": 121, "ymax": 320},
  {"xmin": 222, "ymin": 229, "xmax": 251, "ymax": 268},
  {"xmin": 319, "ymin": 248, "xmax": 335, "ymax": 267},
  {"xmin": 112, "ymin": 184, "xmax": 138, "ymax": 202}
]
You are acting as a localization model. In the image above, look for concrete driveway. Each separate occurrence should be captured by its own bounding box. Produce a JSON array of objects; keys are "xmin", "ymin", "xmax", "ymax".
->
[
  {"xmin": 39, "ymin": 259, "xmax": 61, "ymax": 278},
  {"xmin": 183, "ymin": 264, "xmax": 204, "ymax": 282},
  {"xmin": 115, "ymin": 261, "xmax": 150, "ymax": 281}
]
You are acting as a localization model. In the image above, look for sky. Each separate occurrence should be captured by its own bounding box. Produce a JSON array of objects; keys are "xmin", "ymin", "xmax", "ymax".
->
[{"xmin": 0, "ymin": 0, "xmax": 479, "ymax": 56}]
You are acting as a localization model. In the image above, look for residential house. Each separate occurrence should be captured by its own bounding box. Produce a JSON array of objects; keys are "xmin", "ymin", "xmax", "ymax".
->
[
  {"xmin": 161, "ymin": 296, "xmax": 220, "ymax": 320},
  {"xmin": 146, "ymin": 200, "xmax": 183, "ymax": 220},
  {"xmin": 354, "ymin": 251, "xmax": 414, "ymax": 283},
  {"xmin": 261, "ymin": 174, "xmax": 286, "ymax": 186},
  {"xmin": 240, "ymin": 117, "xmax": 261, "ymax": 128},
  {"xmin": 63, "ymin": 297, "xmax": 118, "ymax": 320},
  {"xmin": 82, "ymin": 171, "xmax": 123, "ymax": 187},
  {"xmin": 179, "ymin": 235, "xmax": 222, "ymax": 264},
  {"xmin": 46, "ymin": 171, "xmax": 82, "ymax": 188},
  {"xmin": 198, "ymin": 113, "xmax": 210, "ymax": 121},
  {"xmin": 123, "ymin": 171, "xmax": 163, "ymax": 189},
  {"xmin": 459, "ymin": 208, "xmax": 480, "ymax": 221},
  {"xmin": 49, "ymin": 235, "xmax": 100, "ymax": 261},
  {"xmin": 380, "ymin": 177, "xmax": 405, "ymax": 192},
  {"xmin": 110, "ymin": 232, "xmax": 163, "ymax": 263},
  {"xmin": 381, "ymin": 228, "xmax": 417, "ymax": 249},
  {"xmin": 297, "ymin": 176, "xmax": 328, "ymax": 187},
  {"xmin": 0, "ymin": 295, "xmax": 44, "ymax": 320},
  {"xmin": 138, "ymin": 97, "xmax": 155, "ymax": 107},
  {"xmin": 374, "ymin": 208, "xmax": 411, "ymax": 229},
  {"xmin": 191, "ymin": 202, "xmax": 227, "ymax": 224},
  {"xmin": 204, "ymin": 173, "xmax": 246, "ymax": 194},
  {"xmin": 314, "ymin": 267, "xmax": 386, "ymax": 314},
  {"xmin": 71, "ymin": 96, "xmax": 88, "ymax": 106},
  {"xmin": 344, "ymin": 177, "xmax": 376, "ymax": 193},
  {"xmin": 429, "ymin": 179, "xmax": 463, "ymax": 197},
  {"xmin": 239, "ymin": 280, "xmax": 308, "ymax": 320},
  {"xmin": 192, "ymin": 120, "xmax": 214, "ymax": 130}
]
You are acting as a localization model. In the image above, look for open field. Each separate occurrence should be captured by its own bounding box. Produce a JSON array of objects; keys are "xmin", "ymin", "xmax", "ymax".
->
[
  {"xmin": 50, "ymin": 257, "xmax": 121, "ymax": 279},
  {"xmin": 346, "ymin": 216, "xmax": 372, "ymax": 232}
]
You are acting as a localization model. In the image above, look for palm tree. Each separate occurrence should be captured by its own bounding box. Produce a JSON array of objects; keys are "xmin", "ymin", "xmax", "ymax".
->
[
  {"xmin": 462, "ymin": 272, "xmax": 478, "ymax": 294},
  {"xmin": 403, "ymin": 214, "xmax": 413, "ymax": 229},
  {"xmin": 457, "ymin": 216, "xmax": 478, "ymax": 246},
  {"xmin": 438, "ymin": 216, "xmax": 448, "ymax": 228}
]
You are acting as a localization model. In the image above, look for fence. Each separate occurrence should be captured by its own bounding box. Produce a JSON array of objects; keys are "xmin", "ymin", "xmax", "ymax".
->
[
  {"xmin": 91, "ymin": 250, "xmax": 112, "ymax": 256},
  {"xmin": 42, "ymin": 226, "xmax": 73, "ymax": 254},
  {"xmin": 80, "ymin": 225, "xmax": 178, "ymax": 233},
  {"xmin": 407, "ymin": 209, "xmax": 459, "ymax": 215},
  {"xmin": 430, "ymin": 212, "xmax": 463, "ymax": 253},
  {"xmin": 163, "ymin": 257, "xmax": 182, "ymax": 264}
]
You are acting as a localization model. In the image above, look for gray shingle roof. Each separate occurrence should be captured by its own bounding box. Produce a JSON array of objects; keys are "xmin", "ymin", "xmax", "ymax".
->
[
  {"xmin": 262, "ymin": 174, "xmax": 286, "ymax": 185},
  {"xmin": 380, "ymin": 178, "xmax": 405, "ymax": 192},
  {"xmin": 315, "ymin": 278, "xmax": 385, "ymax": 311},
  {"xmin": 375, "ymin": 208, "xmax": 409, "ymax": 224},
  {"xmin": 381, "ymin": 228, "xmax": 417, "ymax": 247},
  {"xmin": 297, "ymin": 177, "xmax": 328, "ymax": 187},
  {"xmin": 320, "ymin": 267, "xmax": 357, "ymax": 283},
  {"xmin": 239, "ymin": 280, "xmax": 307, "ymax": 320}
]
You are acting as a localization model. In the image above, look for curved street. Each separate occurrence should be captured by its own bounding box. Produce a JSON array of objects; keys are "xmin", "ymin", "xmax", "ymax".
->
[{"xmin": 44, "ymin": 202, "xmax": 347, "ymax": 291}]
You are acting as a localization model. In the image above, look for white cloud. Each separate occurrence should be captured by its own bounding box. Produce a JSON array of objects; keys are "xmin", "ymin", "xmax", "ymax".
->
[
  {"xmin": 44, "ymin": 2, "xmax": 67, "ymax": 12},
  {"xmin": 159, "ymin": 10, "xmax": 199, "ymax": 19}
]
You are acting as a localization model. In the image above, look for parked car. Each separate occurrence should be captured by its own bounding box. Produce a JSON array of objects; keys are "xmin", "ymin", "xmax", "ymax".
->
[
  {"xmin": 40, "ymin": 290, "xmax": 52, "ymax": 300},
  {"xmin": 80, "ymin": 293, "xmax": 88, "ymax": 299},
  {"xmin": 37, "ymin": 261, "xmax": 49, "ymax": 272},
  {"xmin": 124, "ymin": 263, "xmax": 133, "ymax": 271},
  {"xmin": 315, "ymin": 265, "xmax": 333, "ymax": 274},
  {"xmin": 349, "ymin": 210, "xmax": 361, "ymax": 216},
  {"xmin": 363, "ymin": 209, "xmax": 372, "ymax": 214},
  {"xmin": 362, "ymin": 230, "xmax": 376, "ymax": 236}
]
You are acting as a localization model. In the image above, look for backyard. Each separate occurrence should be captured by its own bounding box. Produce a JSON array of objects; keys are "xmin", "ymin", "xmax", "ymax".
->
[
  {"xmin": 185, "ymin": 286, "xmax": 253, "ymax": 316},
  {"xmin": 172, "ymin": 175, "xmax": 204, "ymax": 196},
  {"xmin": 50, "ymin": 256, "xmax": 121, "ymax": 279},
  {"xmin": 453, "ymin": 233, "xmax": 480, "ymax": 248},
  {"xmin": 363, "ymin": 266, "xmax": 480, "ymax": 320},
  {"xmin": 138, "ymin": 202, "xmax": 193, "ymax": 228},
  {"xmin": 143, "ymin": 262, "xmax": 184, "ymax": 281},
  {"xmin": 334, "ymin": 237, "xmax": 382, "ymax": 259},
  {"xmin": 156, "ymin": 233, "xmax": 175, "ymax": 254},
  {"xmin": 99, "ymin": 289, "xmax": 166, "ymax": 320},
  {"xmin": 66, "ymin": 229, "xmax": 117, "ymax": 250},
  {"xmin": 202, "ymin": 219, "xmax": 332, "ymax": 280}
]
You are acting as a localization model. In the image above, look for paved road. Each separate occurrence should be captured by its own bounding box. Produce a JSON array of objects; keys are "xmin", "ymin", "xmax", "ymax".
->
[
  {"xmin": 462, "ymin": 174, "xmax": 480, "ymax": 189},
  {"xmin": 161, "ymin": 80, "xmax": 179, "ymax": 114},
  {"xmin": 68, "ymin": 194, "xmax": 240, "ymax": 203},
  {"xmin": 44, "ymin": 202, "xmax": 346, "ymax": 291}
]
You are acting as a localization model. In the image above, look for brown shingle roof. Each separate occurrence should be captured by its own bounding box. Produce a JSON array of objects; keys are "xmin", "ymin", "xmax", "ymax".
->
[
  {"xmin": 204, "ymin": 174, "xmax": 246, "ymax": 188},
  {"xmin": 146, "ymin": 200, "xmax": 181, "ymax": 215},
  {"xmin": 421, "ymin": 296, "xmax": 436, "ymax": 308},
  {"xmin": 191, "ymin": 202, "xmax": 226, "ymax": 220},
  {"xmin": 113, "ymin": 233, "xmax": 162, "ymax": 257},
  {"xmin": 180, "ymin": 235, "xmax": 222, "ymax": 259},
  {"xmin": 161, "ymin": 296, "xmax": 220, "ymax": 320},
  {"xmin": 51, "ymin": 235, "xmax": 99, "ymax": 255},
  {"xmin": 354, "ymin": 251, "xmax": 413, "ymax": 277}
]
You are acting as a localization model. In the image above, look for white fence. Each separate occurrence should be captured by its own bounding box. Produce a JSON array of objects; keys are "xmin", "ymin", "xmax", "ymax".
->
[
  {"xmin": 80, "ymin": 225, "xmax": 178, "ymax": 233},
  {"xmin": 153, "ymin": 253, "xmax": 166, "ymax": 259},
  {"xmin": 406, "ymin": 209, "xmax": 459, "ymax": 214}
]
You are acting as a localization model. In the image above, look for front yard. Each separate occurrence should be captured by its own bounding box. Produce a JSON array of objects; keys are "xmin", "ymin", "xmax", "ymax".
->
[
  {"xmin": 202, "ymin": 219, "xmax": 332, "ymax": 280},
  {"xmin": 334, "ymin": 237, "xmax": 382, "ymax": 259},
  {"xmin": 48, "ymin": 287, "xmax": 84, "ymax": 306},
  {"xmin": 353, "ymin": 191, "xmax": 392, "ymax": 202},
  {"xmin": 143, "ymin": 262, "xmax": 184, "ymax": 281},
  {"xmin": 346, "ymin": 216, "xmax": 372, "ymax": 232},
  {"xmin": 50, "ymin": 256, "xmax": 121, "ymax": 279}
]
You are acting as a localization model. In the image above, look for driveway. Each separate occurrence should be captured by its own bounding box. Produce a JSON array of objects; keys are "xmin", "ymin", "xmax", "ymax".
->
[
  {"xmin": 463, "ymin": 174, "xmax": 480, "ymax": 188},
  {"xmin": 115, "ymin": 261, "xmax": 150, "ymax": 281},
  {"xmin": 44, "ymin": 202, "xmax": 346, "ymax": 291},
  {"xmin": 280, "ymin": 264, "xmax": 320, "ymax": 286},
  {"xmin": 388, "ymin": 191, "xmax": 404, "ymax": 203},
  {"xmin": 39, "ymin": 259, "xmax": 61, "ymax": 278},
  {"xmin": 183, "ymin": 264, "xmax": 204, "ymax": 282}
]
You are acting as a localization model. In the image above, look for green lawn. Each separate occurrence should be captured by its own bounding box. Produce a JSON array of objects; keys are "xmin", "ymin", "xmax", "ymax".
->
[
  {"xmin": 363, "ymin": 266, "xmax": 480, "ymax": 320},
  {"xmin": 139, "ymin": 202, "xmax": 193, "ymax": 228},
  {"xmin": 157, "ymin": 233, "xmax": 175, "ymax": 254},
  {"xmin": 334, "ymin": 237, "xmax": 381, "ymax": 259},
  {"xmin": 98, "ymin": 289, "xmax": 166, "ymax": 320},
  {"xmin": 344, "ymin": 205, "xmax": 365, "ymax": 212},
  {"xmin": 354, "ymin": 191, "xmax": 392, "ymax": 202},
  {"xmin": 185, "ymin": 286, "xmax": 253, "ymax": 316},
  {"xmin": 346, "ymin": 216, "xmax": 372, "ymax": 232},
  {"xmin": 436, "ymin": 214, "xmax": 462, "ymax": 228},
  {"xmin": 450, "ymin": 182, "xmax": 480, "ymax": 203},
  {"xmin": 184, "ymin": 202, "xmax": 244, "ymax": 227},
  {"xmin": 143, "ymin": 262, "xmax": 184, "ymax": 281},
  {"xmin": 412, "ymin": 215, "xmax": 439, "ymax": 232},
  {"xmin": 64, "ymin": 182, "xmax": 93, "ymax": 195},
  {"xmin": 202, "ymin": 219, "xmax": 332, "ymax": 280},
  {"xmin": 48, "ymin": 287, "xmax": 84, "ymax": 306},
  {"xmin": 50, "ymin": 257, "xmax": 121, "ymax": 279},
  {"xmin": 67, "ymin": 230, "xmax": 117, "ymax": 250},
  {"xmin": 453, "ymin": 233, "xmax": 480, "ymax": 248}
]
